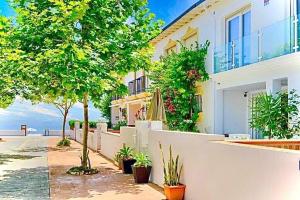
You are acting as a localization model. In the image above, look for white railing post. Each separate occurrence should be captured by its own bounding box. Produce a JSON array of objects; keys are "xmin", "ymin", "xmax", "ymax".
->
[
  {"xmin": 231, "ymin": 41, "xmax": 235, "ymax": 68},
  {"xmin": 258, "ymin": 30, "xmax": 263, "ymax": 61},
  {"xmin": 293, "ymin": 15, "xmax": 299, "ymax": 52}
]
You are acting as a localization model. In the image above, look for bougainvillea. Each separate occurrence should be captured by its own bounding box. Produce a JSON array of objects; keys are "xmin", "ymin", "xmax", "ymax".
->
[{"xmin": 150, "ymin": 41, "xmax": 209, "ymax": 132}]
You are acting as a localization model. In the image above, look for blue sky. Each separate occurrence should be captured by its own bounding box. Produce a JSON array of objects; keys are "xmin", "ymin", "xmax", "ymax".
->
[{"xmin": 0, "ymin": 0, "xmax": 198, "ymax": 131}]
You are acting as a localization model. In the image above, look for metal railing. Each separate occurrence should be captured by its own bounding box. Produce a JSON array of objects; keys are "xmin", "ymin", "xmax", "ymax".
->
[{"xmin": 214, "ymin": 15, "xmax": 300, "ymax": 73}]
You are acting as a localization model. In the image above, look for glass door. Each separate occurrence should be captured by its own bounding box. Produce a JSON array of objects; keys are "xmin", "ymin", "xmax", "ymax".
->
[
  {"xmin": 227, "ymin": 16, "xmax": 240, "ymax": 69},
  {"xmin": 242, "ymin": 11, "xmax": 251, "ymax": 65},
  {"xmin": 226, "ymin": 9, "xmax": 251, "ymax": 69}
]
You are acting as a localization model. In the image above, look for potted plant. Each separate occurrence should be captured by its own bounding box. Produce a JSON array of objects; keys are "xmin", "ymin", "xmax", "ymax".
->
[
  {"xmin": 114, "ymin": 151, "xmax": 122, "ymax": 170},
  {"xmin": 119, "ymin": 144, "xmax": 136, "ymax": 174},
  {"xmin": 159, "ymin": 143, "xmax": 185, "ymax": 200},
  {"xmin": 132, "ymin": 152, "xmax": 152, "ymax": 184}
]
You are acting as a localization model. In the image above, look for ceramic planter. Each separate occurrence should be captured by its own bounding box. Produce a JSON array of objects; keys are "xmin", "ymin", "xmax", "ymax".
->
[
  {"xmin": 121, "ymin": 159, "xmax": 136, "ymax": 174},
  {"xmin": 164, "ymin": 184, "xmax": 186, "ymax": 200},
  {"xmin": 132, "ymin": 166, "xmax": 152, "ymax": 184}
]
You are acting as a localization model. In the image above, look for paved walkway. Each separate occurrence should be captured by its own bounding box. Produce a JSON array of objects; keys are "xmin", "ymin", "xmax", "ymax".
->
[
  {"xmin": 0, "ymin": 137, "xmax": 50, "ymax": 200},
  {"xmin": 48, "ymin": 138, "xmax": 165, "ymax": 200}
]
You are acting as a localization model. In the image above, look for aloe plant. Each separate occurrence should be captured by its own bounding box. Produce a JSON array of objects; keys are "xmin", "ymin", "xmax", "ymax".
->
[
  {"xmin": 118, "ymin": 144, "xmax": 134, "ymax": 160},
  {"xmin": 133, "ymin": 152, "xmax": 152, "ymax": 167},
  {"xmin": 159, "ymin": 143, "xmax": 183, "ymax": 186}
]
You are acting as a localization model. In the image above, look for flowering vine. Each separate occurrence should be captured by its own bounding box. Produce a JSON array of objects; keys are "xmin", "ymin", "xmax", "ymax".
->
[{"xmin": 150, "ymin": 41, "xmax": 210, "ymax": 132}]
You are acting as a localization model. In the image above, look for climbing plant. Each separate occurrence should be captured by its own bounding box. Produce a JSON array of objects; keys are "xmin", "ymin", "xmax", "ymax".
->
[{"xmin": 150, "ymin": 41, "xmax": 210, "ymax": 132}]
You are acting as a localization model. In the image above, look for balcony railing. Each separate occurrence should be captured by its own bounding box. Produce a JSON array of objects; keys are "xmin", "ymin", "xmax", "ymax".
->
[
  {"xmin": 214, "ymin": 15, "xmax": 300, "ymax": 73},
  {"xmin": 128, "ymin": 76, "xmax": 148, "ymax": 96}
]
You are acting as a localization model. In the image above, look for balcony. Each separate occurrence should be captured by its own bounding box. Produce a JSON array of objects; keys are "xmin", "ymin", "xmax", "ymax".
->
[
  {"xmin": 128, "ymin": 76, "xmax": 148, "ymax": 96},
  {"xmin": 214, "ymin": 15, "xmax": 300, "ymax": 73}
]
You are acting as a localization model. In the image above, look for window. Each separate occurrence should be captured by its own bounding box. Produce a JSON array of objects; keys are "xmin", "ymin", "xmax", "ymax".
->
[
  {"xmin": 165, "ymin": 39, "xmax": 177, "ymax": 55},
  {"xmin": 185, "ymin": 34, "xmax": 198, "ymax": 49},
  {"xmin": 182, "ymin": 27, "xmax": 198, "ymax": 49},
  {"xmin": 226, "ymin": 9, "xmax": 251, "ymax": 68},
  {"xmin": 166, "ymin": 45, "xmax": 177, "ymax": 55}
]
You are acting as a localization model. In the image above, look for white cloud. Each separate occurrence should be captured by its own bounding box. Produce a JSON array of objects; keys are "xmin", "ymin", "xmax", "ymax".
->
[
  {"xmin": 0, "ymin": 109, "xmax": 26, "ymax": 117},
  {"xmin": 30, "ymin": 106, "xmax": 61, "ymax": 118}
]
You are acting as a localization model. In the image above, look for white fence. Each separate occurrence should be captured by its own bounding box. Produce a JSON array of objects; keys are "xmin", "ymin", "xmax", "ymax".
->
[
  {"xmin": 0, "ymin": 130, "xmax": 25, "ymax": 136},
  {"xmin": 99, "ymin": 121, "xmax": 300, "ymax": 200},
  {"xmin": 46, "ymin": 130, "xmax": 73, "ymax": 137}
]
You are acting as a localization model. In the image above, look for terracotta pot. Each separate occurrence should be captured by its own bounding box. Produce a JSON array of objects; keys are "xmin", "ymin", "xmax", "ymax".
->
[
  {"xmin": 118, "ymin": 160, "xmax": 122, "ymax": 170},
  {"xmin": 164, "ymin": 184, "xmax": 186, "ymax": 200},
  {"xmin": 132, "ymin": 166, "xmax": 152, "ymax": 184},
  {"xmin": 121, "ymin": 159, "xmax": 136, "ymax": 174}
]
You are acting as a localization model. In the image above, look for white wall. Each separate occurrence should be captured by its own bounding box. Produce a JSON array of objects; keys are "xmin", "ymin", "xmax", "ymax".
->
[
  {"xmin": 223, "ymin": 90, "xmax": 247, "ymax": 134},
  {"xmin": 100, "ymin": 131, "xmax": 122, "ymax": 160},
  {"xmin": 47, "ymin": 130, "xmax": 73, "ymax": 137},
  {"xmin": 0, "ymin": 130, "xmax": 25, "ymax": 136},
  {"xmin": 148, "ymin": 130, "xmax": 300, "ymax": 200}
]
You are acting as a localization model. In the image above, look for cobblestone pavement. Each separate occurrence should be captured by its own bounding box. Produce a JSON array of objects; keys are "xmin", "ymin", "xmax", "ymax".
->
[{"xmin": 0, "ymin": 137, "xmax": 50, "ymax": 200}]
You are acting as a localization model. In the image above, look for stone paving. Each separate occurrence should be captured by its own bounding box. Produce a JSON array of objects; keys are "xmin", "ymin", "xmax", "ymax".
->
[
  {"xmin": 48, "ymin": 138, "xmax": 165, "ymax": 200},
  {"xmin": 0, "ymin": 137, "xmax": 50, "ymax": 200}
]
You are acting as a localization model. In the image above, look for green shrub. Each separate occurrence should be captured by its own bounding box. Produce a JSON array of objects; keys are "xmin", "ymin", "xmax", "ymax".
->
[
  {"xmin": 69, "ymin": 120, "xmax": 99, "ymax": 129},
  {"xmin": 69, "ymin": 120, "xmax": 76, "ymax": 129},
  {"xmin": 89, "ymin": 121, "xmax": 97, "ymax": 128},
  {"xmin": 113, "ymin": 120, "xmax": 127, "ymax": 130},
  {"xmin": 117, "ymin": 144, "xmax": 134, "ymax": 160},
  {"xmin": 57, "ymin": 138, "xmax": 71, "ymax": 147},
  {"xmin": 133, "ymin": 152, "xmax": 151, "ymax": 167}
]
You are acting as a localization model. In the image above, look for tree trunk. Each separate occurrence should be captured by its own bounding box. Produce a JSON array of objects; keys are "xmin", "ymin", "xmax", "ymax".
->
[
  {"xmin": 62, "ymin": 103, "xmax": 68, "ymax": 140},
  {"xmin": 82, "ymin": 93, "xmax": 89, "ymax": 168}
]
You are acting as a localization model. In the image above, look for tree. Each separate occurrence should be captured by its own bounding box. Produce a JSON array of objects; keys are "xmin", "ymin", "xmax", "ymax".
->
[
  {"xmin": 44, "ymin": 96, "xmax": 76, "ymax": 140},
  {"xmin": 0, "ymin": 16, "xmax": 15, "ymax": 108},
  {"xmin": 6, "ymin": 0, "xmax": 162, "ymax": 173}
]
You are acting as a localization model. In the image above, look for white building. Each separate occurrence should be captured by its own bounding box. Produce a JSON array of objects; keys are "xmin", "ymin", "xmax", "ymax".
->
[{"xmin": 112, "ymin": 0, "xmax": 300, "ymax": 138}]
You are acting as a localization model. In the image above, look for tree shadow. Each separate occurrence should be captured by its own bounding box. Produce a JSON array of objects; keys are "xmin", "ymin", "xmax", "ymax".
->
[
  {"xmin": 48, "ymin": 146, "xmax": 81, "ymax": 152},
  {"xmin": 50, "ymin": 164, "xmax": 164, "ymax": 199},
  {"xmin": 0, "ymin": 167, "xmax": 50, "ymax": 199},
  {"xmin": 0, "ymin": 153, "xmax": 40, "ymax": 165},
  {"xmin": 16, "ymin": 147, "xmax": 48, "ymax": 153}
]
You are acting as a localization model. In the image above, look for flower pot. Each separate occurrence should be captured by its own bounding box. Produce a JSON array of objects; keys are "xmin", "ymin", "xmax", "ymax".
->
[
  {"xmin": 118, "ymin": 160, "xmax": 122, "ymax": 170},
  {"xmin": 132, "ymin": 166, "xmax": 152, "ymax": 184},
  {"xmin": 121, "ymin": 159, "xmax": 136, "ymax": 174},
  {"xmin": 164, "ymin": 184, "xmax": 186, "ymax": 200}
]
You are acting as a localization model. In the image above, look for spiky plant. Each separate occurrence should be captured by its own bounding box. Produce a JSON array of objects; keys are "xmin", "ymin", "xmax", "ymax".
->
[{"xmin": 159, "ymin": 143, "xmax": 183, "ymax": 186}]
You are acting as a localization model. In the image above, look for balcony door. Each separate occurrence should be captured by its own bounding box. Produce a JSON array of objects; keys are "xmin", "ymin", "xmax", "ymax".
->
[{"xmin": 226, "ymin": 9, "xmax": 251, "ymax": 69}]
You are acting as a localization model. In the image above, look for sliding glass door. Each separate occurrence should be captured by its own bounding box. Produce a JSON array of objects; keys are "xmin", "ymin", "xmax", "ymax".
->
[{"xmin": 227, "ymin": 9, "xmax": 251, "ymax": 69}]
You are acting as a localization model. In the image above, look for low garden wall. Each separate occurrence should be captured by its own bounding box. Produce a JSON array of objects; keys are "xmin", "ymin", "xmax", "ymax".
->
[
  {"xmin": 95, "ymin": 121, "xmax": 300, "ymax": 199},
  {"xmin": 46, "ymin": 130, "xmax": 73, "ymax": 137},
  {"xmin": 100, "ymin": 126, "xmax": 136, "ymax": 160},
  {"xmin": 148, "ymin": 130, "xmax": 300, "ymax": 200},
  {"xmin": 73, "ymin": 129, "xmax": 101, "ymax": 152},
  {"xmin": 0, "ymin": 130, "xmax": 25, "ymax": 136},
  {"xmin": 100, "ymin": 131, "xmax": 122, "ymax": 160}
]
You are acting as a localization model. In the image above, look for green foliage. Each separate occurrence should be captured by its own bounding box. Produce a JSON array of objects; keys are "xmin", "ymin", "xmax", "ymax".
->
[
  {"xmin": 159, "ymin": 143, "xmax": 183, "ymax": 186},
  {"xmin": 250, "ymin": 90, "xmax": 300, "ymax": 139},
  {"xmin": 3, "ymin": 0, "xmax": 162, "ymax": 169},
  {"xmin": 113, "ymin": 120, "xmax": 127, "ymax": 130},
  {"xmin": 150, "ymin": 41, "xmax": 210, "ymax": 132},
  {"xmin": 57, "ymin": 138, "xmax": 71, "ymax": 147},
  {"xmin": 69, "ymin": 120, "xmax": 98, "ymax": 129},
  {"xmin": 133, "ymin": 152, "xmax": 151, "ymax": 167},
  {"xmin": 0, "ymin": 16, "xmax": 18, "ymax": 108},
  {"xmin": 69, "ymin": 120, "xmax": 77, "ymax": 129},
  {"xmin": 117, "ymin": 144, "xmax": 134, "ymax": 160}
]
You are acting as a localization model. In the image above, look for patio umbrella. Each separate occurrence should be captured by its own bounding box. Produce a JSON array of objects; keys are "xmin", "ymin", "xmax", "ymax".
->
[{"xmin": 146, "ymin": 88, "xmax": 167, "ymax": 122}]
